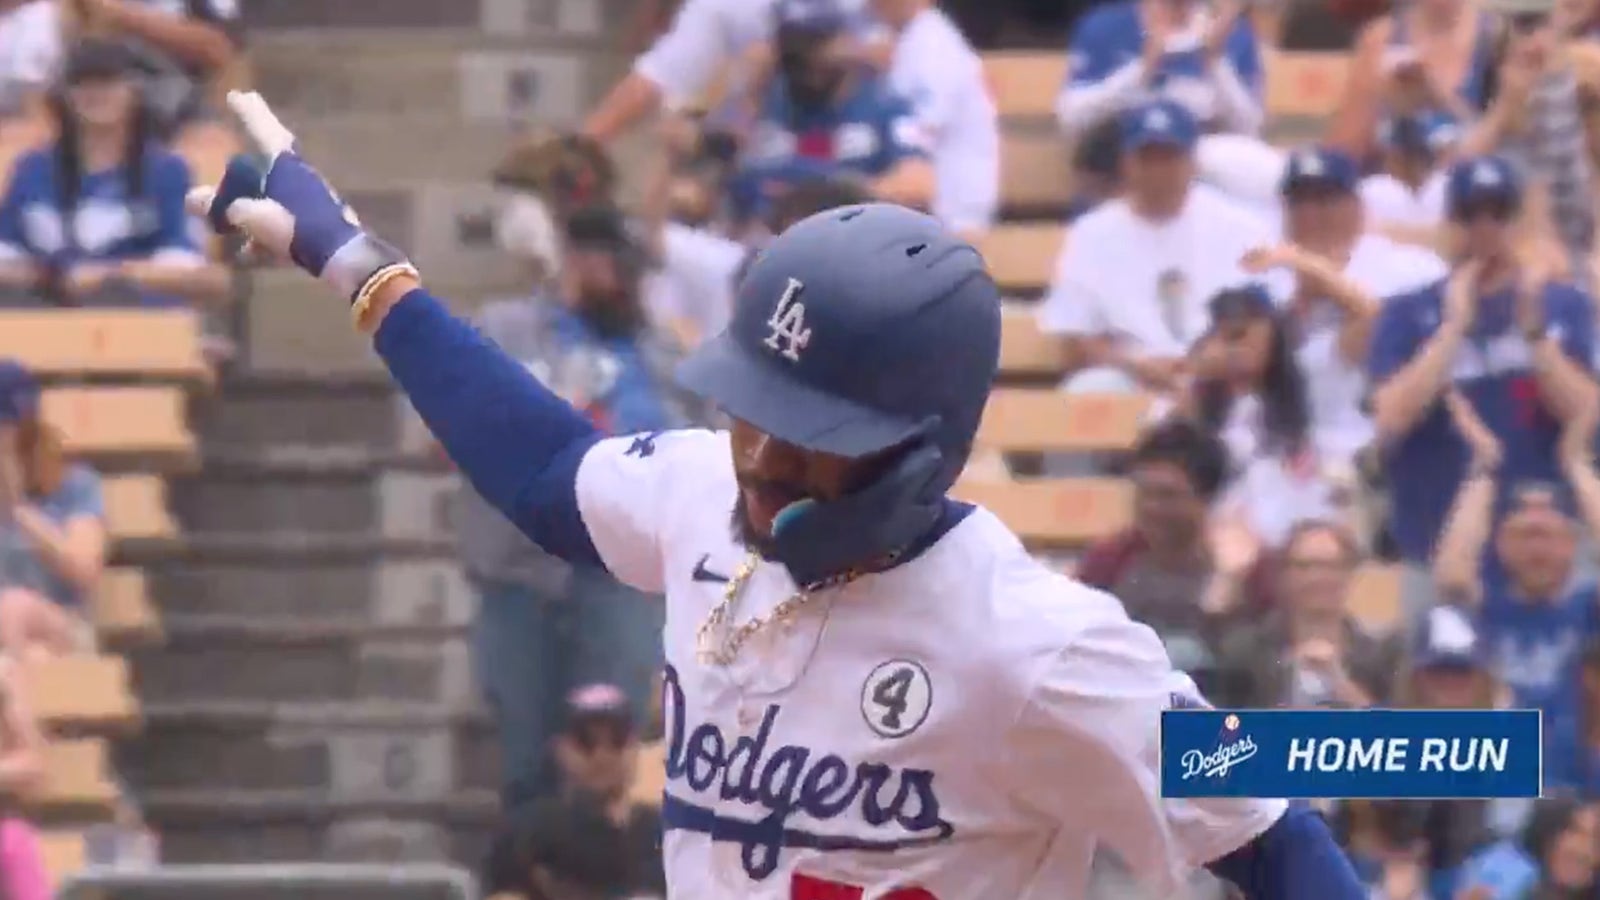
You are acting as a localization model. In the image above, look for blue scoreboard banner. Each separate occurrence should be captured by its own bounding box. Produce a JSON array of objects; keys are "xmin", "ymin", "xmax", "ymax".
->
[{"xmin": 1160, "ymin": 709, "xmax": 1541, "ymax": 799}]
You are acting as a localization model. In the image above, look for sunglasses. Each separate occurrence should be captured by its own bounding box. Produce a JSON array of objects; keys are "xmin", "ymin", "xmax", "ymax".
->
[
  {"xmin": 569, "ymin": 722, "xmax": 631, "ymax": 752},
  {"xmin": 1451, "ymin": 197, "xmax": 1517, "ymax": 222}
]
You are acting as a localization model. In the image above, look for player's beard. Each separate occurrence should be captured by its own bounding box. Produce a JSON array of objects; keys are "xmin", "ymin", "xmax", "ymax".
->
[{"xmin": 731, "ymin": 493, "xmax": 778, "ymax": 558}]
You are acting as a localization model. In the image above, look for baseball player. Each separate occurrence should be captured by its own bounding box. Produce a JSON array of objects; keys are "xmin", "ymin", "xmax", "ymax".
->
[{"xmin": 191, "ymin": 91, "xmax": 1366, "ymax": 900}]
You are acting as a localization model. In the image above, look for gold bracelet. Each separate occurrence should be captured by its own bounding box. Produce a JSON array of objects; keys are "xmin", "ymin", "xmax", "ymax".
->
[{"xmin": 350, "ymin": 263, "xmax": 421, "ymax": 332}]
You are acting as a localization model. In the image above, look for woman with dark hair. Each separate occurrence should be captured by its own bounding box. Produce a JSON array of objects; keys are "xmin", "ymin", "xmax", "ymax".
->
[
  {"xmin": 1175, "ymin": 284, "xmax": 1338, "ymax": 547},
  {"xmin": 0, "ymin": 359, "xmax": 105, "ymax": 661},
  {"xmin": 0, "ymin": 37, "xmax": 227, "ymax": 308}
]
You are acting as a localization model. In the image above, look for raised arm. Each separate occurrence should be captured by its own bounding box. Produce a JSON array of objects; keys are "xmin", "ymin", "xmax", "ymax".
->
[
  {"xmin": 187, "ymin": 93, "xmax": 614, "ymax": 569},
  {"xmin": 1431, "ymin": 391, "xmax": 1501, "ymax": 607},
  {"xmin": 1367, "ymin": 265, "xmax": 1474, "ymax": 445}
]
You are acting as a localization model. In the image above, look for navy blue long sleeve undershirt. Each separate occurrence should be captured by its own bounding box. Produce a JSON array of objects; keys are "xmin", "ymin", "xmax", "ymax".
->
[
  {"xmin": 1207, "ymin": 802, "xmax": 1367, "ymax": 900},
  {"xmin": 372, "ymin": 288, "xmax": 604, "ymax": 566}
]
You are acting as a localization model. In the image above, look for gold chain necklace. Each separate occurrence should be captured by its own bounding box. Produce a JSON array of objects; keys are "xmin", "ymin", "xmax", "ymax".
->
[{"xmin": 695, "ymin": 550, "xmax": 899, "ymax": 666}]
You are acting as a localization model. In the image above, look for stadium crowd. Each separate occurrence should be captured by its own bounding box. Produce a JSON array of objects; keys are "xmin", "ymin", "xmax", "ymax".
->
[
  {"xmin": 472, "ymin": 0, "xmax": 1600, "ymax": 896},
  {"xmin": 9, "ymin": 0, "xmax": 1600, "ymax": 896}
]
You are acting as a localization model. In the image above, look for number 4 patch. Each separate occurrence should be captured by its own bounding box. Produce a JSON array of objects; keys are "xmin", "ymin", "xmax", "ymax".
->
[{"xmin": 860, "ymin": 659, "xmax": 933, "ymax": 739}]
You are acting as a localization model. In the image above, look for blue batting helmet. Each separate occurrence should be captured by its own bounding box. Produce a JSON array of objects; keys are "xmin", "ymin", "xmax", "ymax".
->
[{"xmin": 677, "ymin": 203, "xmax": 1000, "ymax": 585}]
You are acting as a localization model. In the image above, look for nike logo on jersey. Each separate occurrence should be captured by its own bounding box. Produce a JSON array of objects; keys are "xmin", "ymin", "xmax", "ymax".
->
[
  {"xmin": 691, "ymin": 554, "xmax": 729, "ymax": 584},
  {"xmin": 659, "ymin": 664, "xmax": 956, "ymax": 880}
]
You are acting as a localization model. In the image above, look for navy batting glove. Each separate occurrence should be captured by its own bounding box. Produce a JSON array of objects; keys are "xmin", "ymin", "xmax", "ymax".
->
[{"xmin": 188, "ymin": 92, "xmax": 414, "ymax": 305}]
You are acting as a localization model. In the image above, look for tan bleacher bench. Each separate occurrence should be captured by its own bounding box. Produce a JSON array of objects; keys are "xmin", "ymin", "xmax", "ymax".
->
[
  {"xmin": 92, "ymin": 569, "xmax": 162, "ymax": 646},
  {"xmin": 998, "ymin": 304, "xmax": 1065, "ymax": 377},
  {"xmin": 42, "ymin": 386, "xmax": 197, "ymax": 468},
  {"xmin": 40, "ymin": 830, "xmax": 85, "ymax": 886},
  {"xmin": 0, "ymin": 310, "xmax": 208, "ymax": 383},
  {"xmin": 23, "ymin": 655, "xmax": 139, "ymax": 732},
  {"xmin": 976, "ymin": 224, "xmax": 1064, "ymax": 295},
  {"xmin": 103, "ymin": 475, "xmax": 177, "ymax": 544},
  {"xmin": 979, "ymin": 390, "xmax": 1150, "ymax": 453},
  {"xmin": 28, "ymin": 738, "xmax": 117, "ymax": 818}
]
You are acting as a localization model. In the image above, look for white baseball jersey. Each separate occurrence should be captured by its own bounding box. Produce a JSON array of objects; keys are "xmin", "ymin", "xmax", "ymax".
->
[
  {"xmin": 634, "ymin": 0, "xmax": 871, "ymax": 109},
  {"xmin": 574, "ymin": 429, "xmax": 1286, "ymax": 899},
  {"xmin": 885, "ymin": 7, "xmax": 999, "ymax": 233}
]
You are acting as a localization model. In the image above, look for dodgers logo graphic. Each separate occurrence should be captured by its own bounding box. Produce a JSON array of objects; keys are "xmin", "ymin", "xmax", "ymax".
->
[
  {"xmin": 1180, "ymin": 714, "xmax": 1259, "ymax": 781},
  {"xmin": 659, "ymin": 665, "xmax": 955, "ymax": 881}
]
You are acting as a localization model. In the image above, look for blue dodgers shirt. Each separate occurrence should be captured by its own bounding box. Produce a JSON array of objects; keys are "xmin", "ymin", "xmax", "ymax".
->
[
  {"xmin": 731, "ymin": 70, "xmax": 929, "ymax": 219},
  {"xmin": 0, "ymin": 144, "xmax": 203, "ymax": 304},
  {"xmin": 1367, "ymin": 278, "xmax": 1596, "ymax": 563},
  {"xmin": 1064, "ymin": 0, "xmax": 1262, "ymax": 120},
  {"xmin": 1479, "ymin": 575, "xmax": 1599, "ymax": 737}
]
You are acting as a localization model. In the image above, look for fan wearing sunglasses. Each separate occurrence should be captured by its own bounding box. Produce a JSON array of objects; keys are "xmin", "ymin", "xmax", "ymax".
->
[{"xmin": 1368, "ymin": 153, "xmax": 1598, "ymax": 623}]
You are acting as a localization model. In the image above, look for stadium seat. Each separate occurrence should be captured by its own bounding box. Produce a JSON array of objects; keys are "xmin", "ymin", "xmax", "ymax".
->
[
  {"xmin": 976, "ymin": 223, "xmax": 1064, "ymax": 294},
  {"xmin": 1263, "ymin": 51, "xmax": 1351, "ymax": 119},
  {"xmin": 1345, "ymin": 563, "xmax": 1403, "ymax": 634},
  {"xmin": 42, "ymin": 386, "xmax": 197, "ymax": 468},
  {"xmin": 92, "ymin": 569, "xmax": 162, "ymax": 646},
  {"xmin": 39, "ymin": 830, "xmax": 85, "ymax": 886},
  {"xmin": 984, "ymin": 52, "xmax": 1065, "ymax": 120},
  {"xmin": 29, "ymin": 739, "xmax": 117, "ymax": 817},
  {"xmin": 951, "ymin": 477, "xmax": 1133, "ymax": 547},
  {"xmin": 978, "ymin": 390, "xmax": 1151, "ymax": 453},
  {"xmin": 999, "ymin": 131, "xmax": 1074, "ymax": 213},
  {"xmin": 998, "ymin": 304, "xmax": 1066, "ymax": 378},
  {"xmin": 103, "ymin": 475, "xmax": 177, "ymax": 544},
  {"xmin": 0, "ymin": 310, "xmax": 208, "ymax": 382},
  {"xmin": 23, "ymin": 655, "xmax": 139, "ymax": 732}
]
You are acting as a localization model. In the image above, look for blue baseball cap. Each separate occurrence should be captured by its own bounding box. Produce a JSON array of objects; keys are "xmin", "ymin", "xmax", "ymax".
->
[
  {"xmin": 1446, "ymin": 155, "xmax": 1523, "ymax": 220},
  {"xmin": 775, "ymin": 0, "xmax": 849, "ymax": 33},
  {"xmin": 1379, "ymin": 110, "xmax": 1461, "ymax": 157},
  {"xmin": 1119, "ymin": 99, "xmax": 1199, "ymax": 153},
  {"xmin": 1411, "ymin": 604, "xmax": 1488, "ymax": 672},
  {"xmin": 1278, "ymin": 146, "xmax": 1359, "ymax": 195},
  {"xmin": 0, "ymin": 359, "xmax": 39, "ymax": 424}
]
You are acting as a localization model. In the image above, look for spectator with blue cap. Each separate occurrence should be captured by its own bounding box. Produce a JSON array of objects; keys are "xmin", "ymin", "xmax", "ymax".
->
[
  {"xmin": 1038, "ymin": 98, "xmax": 1271, "ymax": 400},
  {"xmin": 0, "ymin": 359, "xmax": 105, "ymax": 661},
  {"xmin": 730, "ymin": 0, "xmax": 934, "ymax": 224},
  {"xmin": 1362, "ymin": 111, "xmax": 1459, "ymax": 234},
  {"xmin": 1403, "ymin": 603, "xmax": 1499, "ymax": 707},
  {"xmin": 1241, "ymin": 145, "xmax": 1444, "ymax": 469},
  {"xmin": 1433, "ymin": 387, "xmax": 1600, "ymax": 742},
  {"xmin": 1368, "ymin": 154, "xmax": 1598, "ymax": 631}
]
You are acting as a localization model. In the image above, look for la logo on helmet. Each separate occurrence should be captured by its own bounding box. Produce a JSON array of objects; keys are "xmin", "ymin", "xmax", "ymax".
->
[{"xmin": 765, "ymin": 277, "xmax": 812, "ymax": 363}]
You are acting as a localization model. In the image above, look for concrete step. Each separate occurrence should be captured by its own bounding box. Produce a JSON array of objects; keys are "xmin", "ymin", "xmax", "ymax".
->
[
  {"xmin": 242, "ymin": 0, "xmax": 618, "ymax": 42},
  {"xmin": 129, "ymin": 616, "xmax": 471, "ymax": 706},
  {"xmin": 293, "ymin": 117, "xmax": 519, "ymax": 188},
  {"xmin": 122, "ymin": 702, "xmax": 494, "ymax": 796},
  {"xmin": 155, "ymin": 816, "xmax": 495, "ymax": 870},
  {"xmin": 116, "ymin": 531, "xmax": 453, "ymax": 567},
  {"xmin": 240, "ymin": 271, "xmax": 525, "ymax": 376},
  {"xmin": 146, "ymin": 556, "xmax": 472, "ymax": 628},
  {"xmin": 173, "ymin": 453, "xmax": 456, "ymax": 539},
  {"xmin": 251, "ymin": 37, "xmax": 593, "ymax": 125},
  {"xmin": 200, "ymin": 368, "xmax": 403, "ymax": 450},
  {"xmin": 142, "ymin": 787, "xmax": 497, "ymax": 867}
]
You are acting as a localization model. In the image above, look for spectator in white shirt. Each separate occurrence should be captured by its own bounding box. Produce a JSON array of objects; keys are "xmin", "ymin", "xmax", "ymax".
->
[
  {"xmin": 583, "ymin": 0, "xmax": 871, "ymax": 142},
  {"xmin": 0, "ymin": 0, "xmax": 58, "ymax": 135},
  {"xmin": 869, "ymin": 0, "xmax": 998, "ymax": 236},
  {"xmin": 1250, "ymin": 146, "xmax": 1448, "ymax": 465},
  {"xmin": 1361, "ymin": 111, "xmax": 1459, "ymax": 239},
  {"xmin": 1039, "ymin": 98, "xmax": 1271, "ymax": 396},
  {"xmin": 1180, "ymin": 285, "xmax": 1338, "ymax": 548}
]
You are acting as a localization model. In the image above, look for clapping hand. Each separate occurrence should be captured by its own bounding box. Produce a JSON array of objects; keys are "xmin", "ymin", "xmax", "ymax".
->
[{"xmin": 1444, "ymin": 390, "xmax": 1502, "ymax": 473}]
